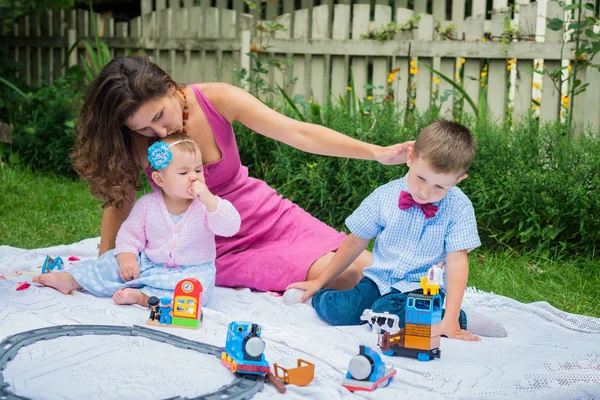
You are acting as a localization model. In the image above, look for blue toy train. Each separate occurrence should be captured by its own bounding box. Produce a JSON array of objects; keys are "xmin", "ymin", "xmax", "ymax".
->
[
  {"xmin": 341, "ymin": 345, "xmax": 396, "ymax": 392},
  {"xmin": 221, "ymin": 321, "xmax": 271, "ymax": 375}
]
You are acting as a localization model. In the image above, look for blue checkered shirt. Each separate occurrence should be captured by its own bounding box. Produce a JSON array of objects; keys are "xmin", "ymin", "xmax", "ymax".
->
[{"xmin": 346, "ymin": 175, "xmax": 481, "ymax": 295}]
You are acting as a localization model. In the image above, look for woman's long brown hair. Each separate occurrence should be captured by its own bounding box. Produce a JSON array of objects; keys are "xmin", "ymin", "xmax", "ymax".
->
[{"xmin": 71, "ymin": 55, "xmax": 175, "ymax": 209}]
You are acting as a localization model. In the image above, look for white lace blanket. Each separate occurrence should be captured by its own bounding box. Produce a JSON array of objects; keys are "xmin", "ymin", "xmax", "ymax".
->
[{"xmin": 1, "ymin": 238, "xmax": 599, "ymax": 400}]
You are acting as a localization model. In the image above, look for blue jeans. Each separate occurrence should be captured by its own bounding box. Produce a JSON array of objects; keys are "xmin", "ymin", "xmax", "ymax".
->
[{"xmin": 312, "ymin": 277, "xmax": 467, "ymax": 329}]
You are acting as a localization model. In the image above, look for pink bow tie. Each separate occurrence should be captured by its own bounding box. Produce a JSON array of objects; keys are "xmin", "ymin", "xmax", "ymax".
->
[{"xmin": 398, "ymin": 191, "xmax": 438, "ymax": 219}]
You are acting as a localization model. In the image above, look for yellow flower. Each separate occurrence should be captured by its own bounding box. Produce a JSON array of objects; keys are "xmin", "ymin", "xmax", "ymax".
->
[
  {"xmin": 534, "ymin": 97, "xmax": 541, "ymax": 103},
  {"xmin": 461, "ymin": 58, "xmax": 466, "ymax": 64},
  {"xmin": 412, "ymin": 99, "xmax": 417, "ymax": 105},
  {"xmin": 532, "ymin": 104, "xmax": 538, "ymax": 110},
  {"xmin": 480, "ymin": 82, "xmax": 485, "ymax": 87},
  {"xmin": 508, "ymin": 59, "xmax": 516, "ymax": 64},
  {"xmin": 346, "ymin": 86, "xmax": 352, "ymax": 91},
  {"xmin": 532, "ymin": 82, "xmax": 541, "ymax": 89},
  {"xmin": 455, "ymin": 73, "xmax": 460, "ymax": 79},
  {"xmin": 433, "ymin": 77, "xmax": 440, "ymax": 84},
  {"xmin": 507, "ymin": 65, "xmax": 513, "ymax": 71},
  {"xmin": 456, "ymin": 62, "xmax": 461, "ymax": 68},
  {"xmin": 567, "ymin": 65, "xmax": 573, "ymax": 71},
  {"xmin": 410, "ymin": 67, "xmax": 419, "ymax": 75},
  {"xmin": 481, "ymin": 71, "xmax": 487, "ymax": 78},
  {"xmin": 410, "ymin": 60, "xmax": 417, "ymax": 67},
  {"xmin": 482, "ymin": 37, "xmax": 487, "ymax": 42},
  {"xmin": 367, "ymin": 96, "xmax": 373, "ymax": 101},
  {"xmin": 387, "ymin": 72, "xmax": 397, "ymax": 83}
]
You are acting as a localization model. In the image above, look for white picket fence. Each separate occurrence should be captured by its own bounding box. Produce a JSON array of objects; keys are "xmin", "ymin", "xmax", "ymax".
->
[{"xmin": 2, "ymin": 0, "xmax": 600, "ymax": 133}]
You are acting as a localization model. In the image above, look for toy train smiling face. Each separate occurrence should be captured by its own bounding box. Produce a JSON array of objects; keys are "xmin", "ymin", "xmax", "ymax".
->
[{"xmin": 221, "ymin": 321, "xmax": 270, "ymax": 375}]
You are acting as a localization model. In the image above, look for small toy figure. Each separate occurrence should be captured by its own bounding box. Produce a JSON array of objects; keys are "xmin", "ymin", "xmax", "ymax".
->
[
  {"xmin": 360, "ymin": 310, "xmax": 400, "ymax": 334},
  {"xmin": 342, "ymin": 345, "xmax": 396, "ymax": 392},
  {"xmin": 16, "ymin": 282, "xmax": 31, "ymax": 291},
  {"xmin": 146, "ymin": 278, "xmax": 204, "ymax": 329},
  {"xmin": 158, "ymin": 297, "xmax": 173, "ymax": 324},
  {"xmin": 41, "ymin": 256, "xmax": 64, "ymax": 274},
  {"xmin": 147, "ymin": 296, "xmax": 160, "ymax": 321}
]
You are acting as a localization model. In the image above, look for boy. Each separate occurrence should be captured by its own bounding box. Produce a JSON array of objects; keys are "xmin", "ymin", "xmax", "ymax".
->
[{"xmin": 286, "ymin": 120, "xmax": 505, "ymax": 340}]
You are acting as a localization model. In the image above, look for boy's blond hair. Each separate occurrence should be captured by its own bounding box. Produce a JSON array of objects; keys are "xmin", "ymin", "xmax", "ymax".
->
[{"xmin": 413, "ymin": 120, "xmax": 476, "ymax": 175}]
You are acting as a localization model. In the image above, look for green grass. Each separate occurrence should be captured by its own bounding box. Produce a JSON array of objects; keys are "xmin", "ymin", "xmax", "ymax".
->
[
  {"xmin": 1, "ymin": 165, "xmax": 599, "ymax": 318},
  {"xmin": 0, "ymin": 165, "xmax": 103, "ymax": 248}
]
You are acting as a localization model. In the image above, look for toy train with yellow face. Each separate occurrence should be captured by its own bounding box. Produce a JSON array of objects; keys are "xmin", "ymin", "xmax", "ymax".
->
[{"xmin": 221, "ymin": 321, "xmax": 271, "ymax": 375}]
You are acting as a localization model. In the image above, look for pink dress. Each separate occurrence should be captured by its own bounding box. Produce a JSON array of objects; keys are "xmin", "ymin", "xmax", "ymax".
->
[{"xmin": 149, "ymin": 86, "xmax": 346, "ymax": 291}]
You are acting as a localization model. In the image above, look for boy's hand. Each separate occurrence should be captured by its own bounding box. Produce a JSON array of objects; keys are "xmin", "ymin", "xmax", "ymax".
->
[
  {"xmin": 189, "ymin": 180, "xmax": 218, "ymax": 211},
  {"xmin": 119, "ymin": 258, "xmax": 140, "ymax": 282},
  {"xmin": 441, "ymin": 318, "xmax": 480, "ymax": 341},
  {"xmin": 286, "ymin": 279, "xmax": 325, "ymax": 302}
]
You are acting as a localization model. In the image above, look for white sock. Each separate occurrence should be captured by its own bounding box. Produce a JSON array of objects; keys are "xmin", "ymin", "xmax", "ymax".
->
[
  {"xmin": 463, "ymin": 307, "xmax": 508, "ymax": 337},
  {"xmin": 282, "ymin": 288, "xmax": 313, "ymax": 306}
]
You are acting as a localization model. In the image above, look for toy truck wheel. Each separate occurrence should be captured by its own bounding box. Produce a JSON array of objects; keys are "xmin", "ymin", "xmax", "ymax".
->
[
  {"xmin": 231, "ymin": 360, "xmax": 237, "ymax": 373},
  {"xmin": 417, "ymin": 352, "xmax": 430, "ymax": 362}
]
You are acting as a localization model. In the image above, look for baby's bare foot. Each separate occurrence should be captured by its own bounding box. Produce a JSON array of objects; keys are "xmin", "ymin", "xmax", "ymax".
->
[
  {"xmin": 32, "ymin": 272, "xmax": 80, "ymax": 294},
  {"xmin": 112, "ymin": 288, "xmax": 142, "ymax": 305}
]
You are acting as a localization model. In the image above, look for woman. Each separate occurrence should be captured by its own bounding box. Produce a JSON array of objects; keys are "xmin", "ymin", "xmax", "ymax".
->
[{"xmin": 71, "ymin": 55, "xmax": 412, "ymax": 292}]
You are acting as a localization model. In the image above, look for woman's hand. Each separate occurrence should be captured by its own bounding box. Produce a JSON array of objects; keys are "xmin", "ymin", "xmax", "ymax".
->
[{"xmin": 374, "ymin": 141, "xmax": 415, "ymax": 165}]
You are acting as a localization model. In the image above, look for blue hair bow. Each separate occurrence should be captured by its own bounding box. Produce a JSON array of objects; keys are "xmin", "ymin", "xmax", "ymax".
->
[{"xmin": 148, "ymin": 141, "xmax": 172, "ymax": 170}]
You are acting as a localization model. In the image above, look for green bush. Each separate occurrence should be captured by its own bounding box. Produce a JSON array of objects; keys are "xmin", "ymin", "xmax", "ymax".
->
[
  {"xmin": 10, "ymin": 70, "xmax": 84, "ymax": 177},
  {"xmin": 236, "ymin": 103, "xmax": 600, "ymax": 256}
]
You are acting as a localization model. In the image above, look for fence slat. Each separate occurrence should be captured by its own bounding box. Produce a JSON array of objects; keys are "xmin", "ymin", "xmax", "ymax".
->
[
  {"xmin": 393, "ymin": 7, "xmax": 413, "ymax": 109},
  {"xmin": 462, "ymin": 59, "xmax": 480, "ymax": 117},
  {"xmin": 416, "ymin": 14, "xmax": 434, "ymax": 112},
  {"xmin": 584, "ymin": 63, "xmax": 600, "ymax": 130},
  {"xmin": 432, "ymin": 0, "xmax": 447, "ymax": 20},
  {"xmin": 204, "ymin": 8, "xmax": 219, "ymax": 82},
  {"xmin": 311, "ymin": 5, "xmax": 330, "ymax": 104},
  {"xmin": 438, "ymin": 58, "xmax": 455, "ymax": 118},
  {"xmin": 292, "ymin": 8, "xmax": 309, "ymax": 99},
  {"xmin": 350, "ymin": 4, "xmax": 370, "ymax": 100},
  {"xmin": 487, "ymin": 60, "xmax": 506, "ymax": 121},
  {"xmin": 171, "ymin": 8, "xmax": 187, "ymax": 82},
  {"xmin": 414, "ymin": 1, "xmax": 427, "ymax": 14},
  {"xmin": 372, "ymin": 5, "xmax": 392, "ymax": 100},
  {"xmin": 330, "ymin": 4, "xmax": 350, "ymax": 101},
  {"xmin": 513, "ymin": 3, "xmax": 536, "ymax": 123},
  {"xmin": 540, "ymin": 1, "xmax": 563, "ymax": 123},
  {"xmin": 471, "ymin": 0, "xmax": 487, "ymax": 18},
  {"xmin": 451, "ymin": 0, "xmax": 466, "ymax": 38}
]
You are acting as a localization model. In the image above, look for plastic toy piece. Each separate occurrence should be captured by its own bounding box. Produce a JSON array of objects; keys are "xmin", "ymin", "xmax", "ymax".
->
[
  {"xmin": 221, "ymin": 321, "xmax": 286, "ymax": 393},
  {"xmin": 68, "ymin": 256, "xmax": 81, "ymax": 262},
  {"xmin": 146, "ymin": 278, "xmax": 203, "ymax": 329},
  {"xmin": 273, "ymin": 359, "xmax": 315, "ymax": 386},
  {"xmin": 377, "ymin": 272, "xmax": 443, "ymax": 362},
  {"xmin": 342, "ymin": 345, "xmax": 396, "ymax": 392},
  {"xmin": 41, "ymin": 256, "xmax": 64, "ymax": 274},
  {"xmin": 16, "ymin": 282, "xmax": 30, "ymax": 291},
  {"xmin": 360, "ymin": 310, "xmax": 400, "ymax": 334},
  {"xmin": 0, "ymin": 324, "xmax": 265, "ymax": 400}
]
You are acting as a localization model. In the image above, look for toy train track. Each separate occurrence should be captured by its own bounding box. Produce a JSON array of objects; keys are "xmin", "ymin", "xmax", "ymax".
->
[{"xmin": 0, "ymin": 324, "xmax": 265, "ymax": 400}]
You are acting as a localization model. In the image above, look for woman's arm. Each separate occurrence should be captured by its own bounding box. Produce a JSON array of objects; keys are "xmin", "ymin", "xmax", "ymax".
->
[
  {"xmin": 98, "ymin": 188, "xmax": 135, "ymax": 256},
  {"xmin": 202, "ymin": 83, "xmax": 413, "ymax": 165}
]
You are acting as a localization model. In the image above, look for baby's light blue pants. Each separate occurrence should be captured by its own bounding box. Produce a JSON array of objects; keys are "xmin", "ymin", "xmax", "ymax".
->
[{"xmin": 68, "ymin": 249, "xmax": 216, "ymax": 306}]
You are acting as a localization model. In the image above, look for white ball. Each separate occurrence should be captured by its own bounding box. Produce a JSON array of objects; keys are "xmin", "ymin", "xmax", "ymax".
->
[{"xmin": 282, "ymin": 288, "xmax": 307, "ymax": 305}]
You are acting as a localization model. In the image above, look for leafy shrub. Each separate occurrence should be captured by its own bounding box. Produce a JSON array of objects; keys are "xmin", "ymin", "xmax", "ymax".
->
[
  {"xmin": 236, "ymin": 103, "xmax": 600, "ymax": 256},
  {"xmin": 10, "ymin": 70, "xmax": 84, "ymax": 177}
]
